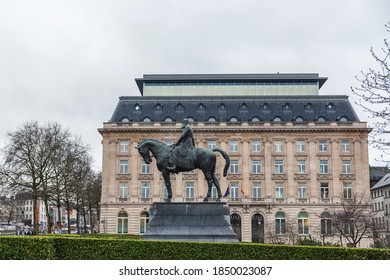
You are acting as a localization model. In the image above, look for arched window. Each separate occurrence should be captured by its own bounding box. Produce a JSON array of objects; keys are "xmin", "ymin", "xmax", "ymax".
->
[
  {"xmin": 298, "ymin": 212, "xmax": 309, "ymax": 235},
  {"xmin": 321, "ymin": 212, "xmax": 332, "ymax": 235},
  {"xmin": 262, "ymin": 103, "xmax": 269, "ymax": 110},
  {"xmin": 229, "ymin": 116, "xmax": 238, "ymax": 122},
  {"xmin": 186, "ymin": 117, "xmax": 195, "ymax": 123},
  {"xmin": 142, "ymin": 117, "xmax": 152, "ymax": 122},
  {"xmin": 294, "ymin": 116, "xmax": 304, "ymax": 122},
  {"xmin": 117, "ymin": 212, "xmax": 128, "ymax": 234},
  {"xmin": 338, "ymin": 116, "xmax": 349, "ymax": 122},
  {"xmin": 230, "ymin": 213, "xmax": 242, "ymax": 241},
  {"xmin": 139, "ymin": 212, "xmax": 149, "ymax": 234},
  {"xmin": 121, "ymin": 117, "xmax": 130, "ymax": 123},
  {"xmin": 164, "ymin": 117, "xmax": 173, "ymax": 123},
  {"xmin": 207, "ymin": 117, "xmax": 217, "ymax": 122},
  {"xmin": 273, "ymin": 116, "xmax": 282, "ymax": 122},
  {"xmin": 275, "ymin": 212, "xmax": 286, "ymax": 234},
  {"xmin": 316, "ymin": 116, "xmax": 327, "ymax": 122},
  {"xmin": 251, "ymin": 116, "xmax": 260, "ymax": 122}
]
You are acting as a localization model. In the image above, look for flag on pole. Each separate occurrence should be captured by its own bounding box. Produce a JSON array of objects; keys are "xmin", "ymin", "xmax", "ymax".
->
[{"xmin": 223, "ymin": 186, "xmax": 230, "ymax": 198}]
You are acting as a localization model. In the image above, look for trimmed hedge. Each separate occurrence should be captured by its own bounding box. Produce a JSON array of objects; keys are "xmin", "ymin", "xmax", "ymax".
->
[{"xmin": 1, "ymin": 235, "xmax": 389, "ymax": 260}]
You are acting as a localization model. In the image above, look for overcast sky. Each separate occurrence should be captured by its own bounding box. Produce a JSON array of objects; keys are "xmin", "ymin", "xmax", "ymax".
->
[{"xmin": 0, "ymin": 0, "xmax": 389, "ymax": 170}]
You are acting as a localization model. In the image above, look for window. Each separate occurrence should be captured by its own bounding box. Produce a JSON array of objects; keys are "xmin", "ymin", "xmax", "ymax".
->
[
  {"xmin": 230, "ymin": 140, "xmax": 239, "ymax": 152},
  {"xmin": 121, "ymin": 117, "xmax": 130, "ymax": 123},
  {"xmin": 275, "ymin": 212, "xmax": 286, "ymax": 234},
  {"xmin": 319, "ymin": 140, "xmax": 328, "ymax": 152},
  {"xmin": 207, "ymin": 117, "xmax": 216, "ymax": 122},
  {"xmin": 275, "ymin": 182, "xmax": 284, "ymax": 198},
  {"xmin": 229, "ymin": 117, "xmax": 238, "ymax": 122},
  {"xmin": 119, "ymin": 140, "xmax": 129, "ymax": 153},
  {"xmin": 139, "ymin": 212, "xmax": 149, "ymax": 234},
  {"xmin": 297, "ymin": 160, "xmax": 306, "ymax": 174},
  {"xmin": 252, "ymin": 140, "xmax": 261, "ymax": 152},
  {"xmin": 230, "ymin": 182, "xmax": 239, "ymax": 199},
  {"xmin": 273, "ymin": 116, "xmax": 282, "ymax": 122},
  {"xmin": 117, "ymin": 212, "xmax": 128, "ymax": 234},
  {"xmin": 211, "ymin": 185, "xmax": 218, "ymax": 199},
  {"xmin": 321, "ymin": 212, "xmax": 332, "ymax": 235},
  {"xmin": 185, "ymin": 182, "xmax": 195, "ymax": 198},
  {"xmin": 141, "ymin": 160, "xmax": 151, "ymax": 174},
  {"xmin": 320, "ymin": 183, "xmax": 329, "ymax": 199},
  {"xmin": 341, "ymin": 140, "xmax": 350, "ymax": 152},
  {"xmin": 141, "ymin": 182, "xmax": 150, "ymax": 198},
  {"xmin": 208, "ymin": 140, "xmax": 217, "ymax": 149},
  {"xmin": 274, "ymin": 160, "xmax": 284, "ymax": 174},
  {"xmin": 274, "ymin": 140, "xmax": 283, "ymax": 152},
  {"xmin": 342, "ymin": 160, "xmax": 351, "ymax": 174},
  {"xmin": 119, "ymin": 160, "xmax": 129, "ymax": 174},
  {"xmin": 119, "ymin": 182, "xmax": 128, "ymax": 199},
  {"xmin": 317, "ymin": 116, "xmax": 327, "ymax": 122},
  {"xmin": 251, "ymin": 117, "xmax": 260, "ymax": 122},
  {"xmin": 294, "ymin": 116, "xmax": 304, "ymax": 122},
  {"xmin": 296, "ymin": 141, "xmax": 305, "ymax": 152},
  {"xmin": 339, "ymin": 116, "xmax": 349, "ymax": 122},
  {"xmin": 298, "ymin": 183, "xmax": 307, "ymax": 199},
  {"xmin": 142, "ymin": 117, "xmax": 151, "ymax": 122},
  {"xmin": 163, "ymin": 184, "xmax": 168, "ymax": 199},
  {"xmin": 253, "ymin": 182, "xmax": 261, "ymax": 199},
  {"xmin": 298, "ymin": 212, "xmax": 309, "ymax": 235},
  {"xmin": 164, "ymin": 117, "xmax": 173, "ymax": 122},
  {"xmin": 230, "ymin": 160, "xmax": 239, "ymax": 174},
  {"xmin": 343, "ymin": 182, "xmax": 352, "ymax": 199},
  {"xmin": 319, "ymin": 160, "xmax": 328, "ymax": 174},
  {"xmin": 252, "ymin": 160, "xmax": 261, "ymax": 174}
]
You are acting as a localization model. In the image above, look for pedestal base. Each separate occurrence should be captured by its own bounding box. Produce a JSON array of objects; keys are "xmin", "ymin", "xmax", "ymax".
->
[{"xmin": 143, "ymin": 202, "xmax": 239, "ymax": 242}]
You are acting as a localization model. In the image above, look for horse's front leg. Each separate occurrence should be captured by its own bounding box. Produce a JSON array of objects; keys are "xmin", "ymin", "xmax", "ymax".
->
[{"xmin": 162, "ymin": 171, "xmax": 172, "ymax": 203}]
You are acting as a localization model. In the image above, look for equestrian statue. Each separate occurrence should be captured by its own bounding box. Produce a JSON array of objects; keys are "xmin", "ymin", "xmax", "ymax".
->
[{"xmin": 136, "ymin": 118, "xmax": 230, "ymax": 202}]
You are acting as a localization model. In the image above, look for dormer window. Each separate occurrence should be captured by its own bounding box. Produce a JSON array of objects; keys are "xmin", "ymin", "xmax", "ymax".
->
[
  {"xmin": 229, "ymin": 117, "xmax": 238, "ymax": 122},
  {"xmin": 316, "ymin": 116, "xmax": 327, "ymax": 122},
  {"xmin": 155, "ymin": 104, "xmax": 162, "ymax": 111},
  {"xmin": 134, "ymin": 104, "xmax": 141, "ymax": 111},
  {"xmin": 142, "ymin": 117, "xmax": 151, "ymax": 122},
  {"xmin": 121, "ymin": 117, "xmax": 130, "ymax": 123},
  {"xmin": 219, "ymin": 103, "xmax": 227, "ymax": 111},
  {"xmin": 197, "ymin": 103, "xmax": 206, "ymax": 111},
  {"xmin": 164, "ymin": 117, "xmax": 173, "ymax": 123},
  {"xmin": 262, "ymin": 103, "xmax": 269, "ymax": 110},
  {"xmin": 294, "ymin": 116, "xmax": 304, "ymax": 122},
  {"xmin": 176, "ymin": 103, "xmax": 184, "ymax": 112},
  {"xmin": 207, "ymin": 117, "xmax": 216, "ymax": 122},
  {"xmin": 240, "ymin": 103, "xmax": 248, "ymax": 111},
  {"xmin": 326, "ymin": 103, "xmax": 334, "ymax": 110},
  {"xmin": 283, "ymin": 103, "xmax": 291, "ymax": 110},
  {"xmin": 338, "ymin": 116, "xmax": 349, "ymax": 122},
  {"xmin": 251, "ymin": 116, "xmax": 260, "ymax": 122},
  {"xmin": 273, "ymin": 116, "xmax": 282, "ymax": 122}
]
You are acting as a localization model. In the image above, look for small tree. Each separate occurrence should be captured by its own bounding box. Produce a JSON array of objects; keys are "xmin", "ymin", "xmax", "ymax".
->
[
  {"xmin": 330, "ymin": 193, "xmax": 373, "ymax": 247},
  {"xmin": 352, "ymin": 22, "xmax": 390, "ymax": 162}
]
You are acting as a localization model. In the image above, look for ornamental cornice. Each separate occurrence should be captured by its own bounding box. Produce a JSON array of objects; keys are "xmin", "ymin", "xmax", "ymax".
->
[{"xmin": 99, "ymin": 125, "xmax": 371, "ymax": 134}]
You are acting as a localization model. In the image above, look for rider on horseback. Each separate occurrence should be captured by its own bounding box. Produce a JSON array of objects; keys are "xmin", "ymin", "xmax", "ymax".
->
[{"xmin": 167, "ymin": 118, "xmax": 195, "ymax": 173}]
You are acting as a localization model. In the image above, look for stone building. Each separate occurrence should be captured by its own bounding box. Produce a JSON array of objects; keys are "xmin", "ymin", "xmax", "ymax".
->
[
  {"xmin": 371, "ymin": 173, "xmax": 390, "ymax": 245},
  {"xmin": 99, "ymin": 73, "xmax": 372, "ymax": 246}
]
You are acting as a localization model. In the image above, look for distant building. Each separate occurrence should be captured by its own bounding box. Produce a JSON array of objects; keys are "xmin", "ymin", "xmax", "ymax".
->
[
  {"xmin": 99, "ymin": 73, "xmax": 372, "ymax": 246},
  {"xmin": 371, "ymin": 172, "xmax": 390, "ymax": 244}
]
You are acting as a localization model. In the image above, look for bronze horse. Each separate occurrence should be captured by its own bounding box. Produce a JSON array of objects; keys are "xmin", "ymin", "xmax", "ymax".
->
[{"xmin": 136, "ymin": 139, "xmax": 230, "ymax": 202}]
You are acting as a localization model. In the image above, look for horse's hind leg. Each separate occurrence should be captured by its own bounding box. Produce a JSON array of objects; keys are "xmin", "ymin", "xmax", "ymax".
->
[
  {"xmin": 202, "ymin": 171, "xmax": 214, "ymax": 202},
  {"xmin": 212, "ymin": 173, "xmax": 222, "ymax": 201}
]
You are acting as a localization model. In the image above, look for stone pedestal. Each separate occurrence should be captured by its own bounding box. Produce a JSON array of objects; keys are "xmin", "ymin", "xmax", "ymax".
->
[{"xmin": 143, "ymin": 202, "xmax": 239, "ymax": 242}]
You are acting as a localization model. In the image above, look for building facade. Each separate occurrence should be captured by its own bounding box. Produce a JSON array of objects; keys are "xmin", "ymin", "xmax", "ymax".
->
[
  {"xmin": 371, "ymin": 173, "xmax": 390, "ymax": 245},
  {"xmin": 99, "ymin": 73, "xmax": 372, "ymax": 246}
]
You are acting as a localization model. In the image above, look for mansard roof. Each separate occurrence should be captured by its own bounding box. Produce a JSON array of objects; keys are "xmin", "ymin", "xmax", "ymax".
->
[{"xmin": 109, "ymin": 95, "xmax": 359, "ymax": 123}]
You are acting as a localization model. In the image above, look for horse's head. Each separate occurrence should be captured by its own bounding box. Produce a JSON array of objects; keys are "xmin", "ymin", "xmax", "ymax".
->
[{"xmin": 135, "ymin": 141, "xmax": 152, "ymax": 164}]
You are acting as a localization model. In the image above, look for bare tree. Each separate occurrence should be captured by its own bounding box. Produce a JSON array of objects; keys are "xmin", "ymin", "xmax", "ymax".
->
[
  {"xmin": 329, "ymin": 193, "xmax": 373, "ymax": 247},
  {"xmin": 0, "ymin": 121, "xmax": 67, "ymax": 234},
  {"xmin": 352, "ymin": 22, "xmax": 390, "ymax": 162}
]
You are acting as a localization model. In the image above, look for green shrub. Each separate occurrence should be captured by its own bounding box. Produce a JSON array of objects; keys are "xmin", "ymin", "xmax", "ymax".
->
[{"xmin": 1, "ymin": 235, "xmax": 389, "ymax": 260}]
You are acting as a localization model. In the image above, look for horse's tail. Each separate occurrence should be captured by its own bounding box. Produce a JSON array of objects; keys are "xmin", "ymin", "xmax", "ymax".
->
[{"xmin": 212, "ymin": 148, "xmax": 230, "ymax": 177}]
